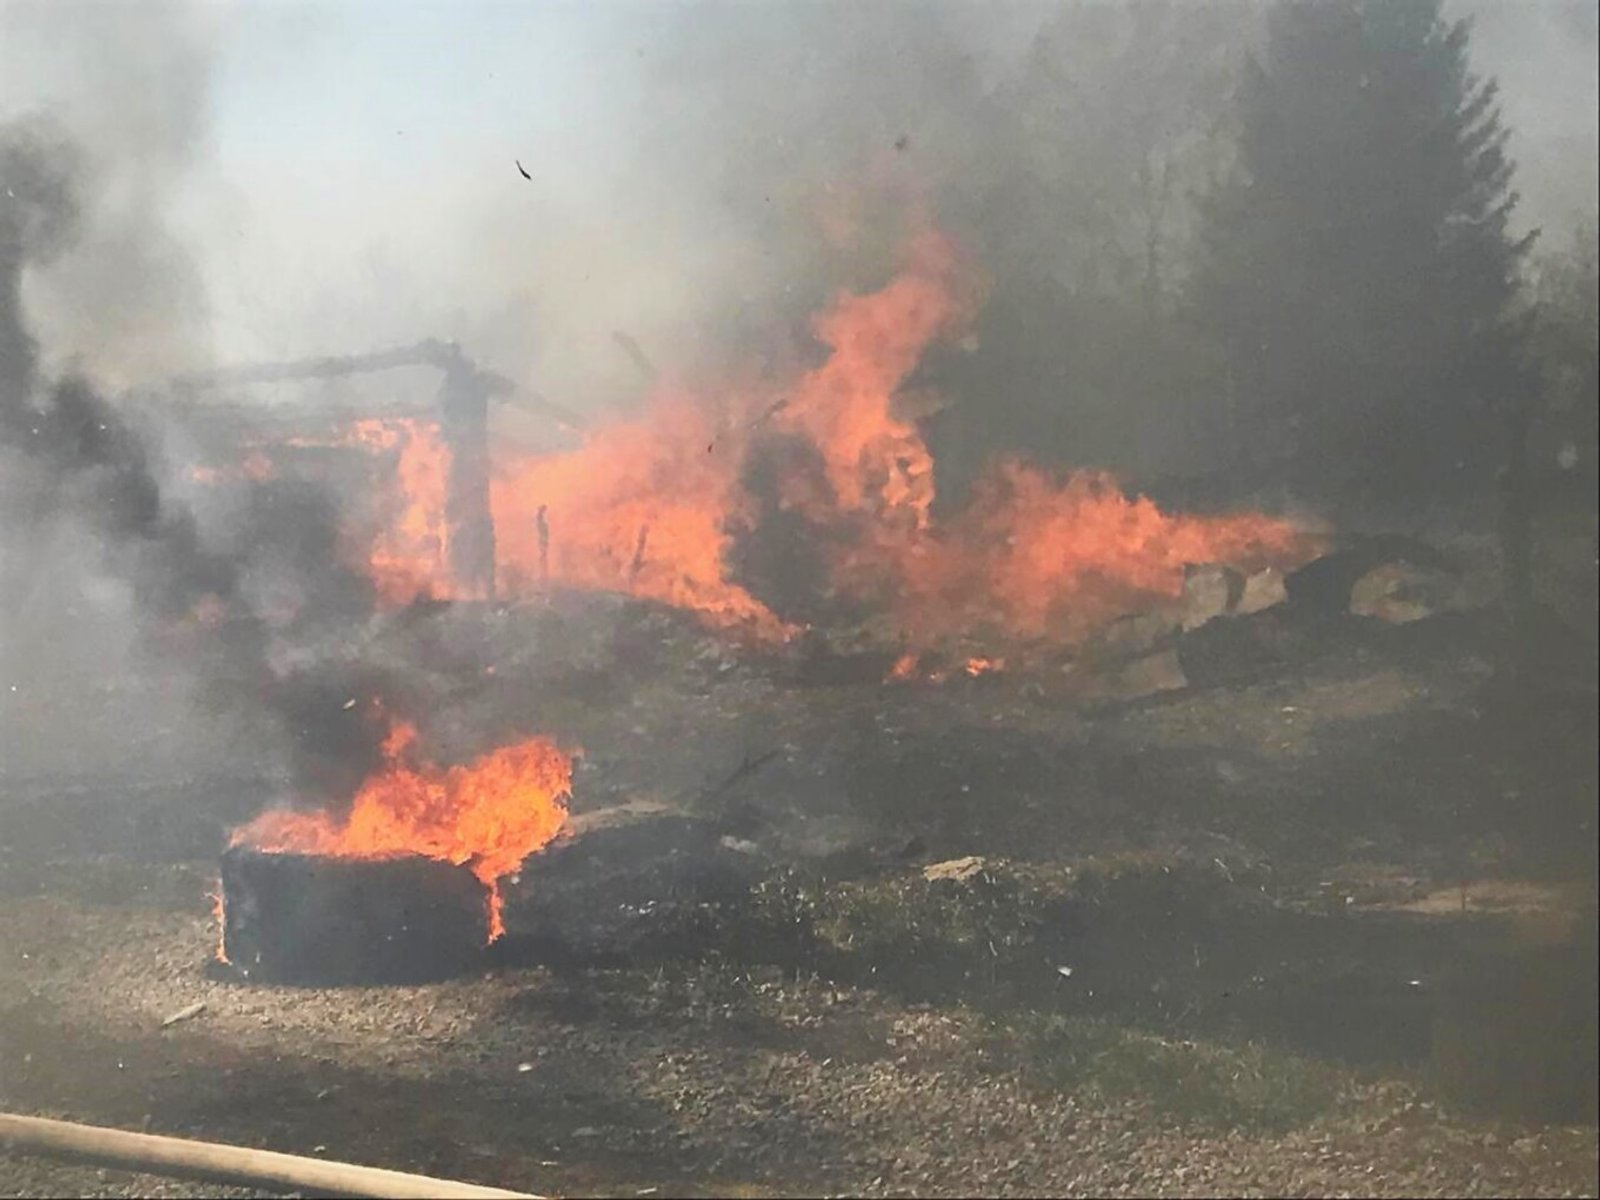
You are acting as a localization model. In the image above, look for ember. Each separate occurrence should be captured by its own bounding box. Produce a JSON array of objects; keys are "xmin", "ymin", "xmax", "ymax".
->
[{"xmin": 228, "ymin": 712, "xmax": 574, "ymax": 946}]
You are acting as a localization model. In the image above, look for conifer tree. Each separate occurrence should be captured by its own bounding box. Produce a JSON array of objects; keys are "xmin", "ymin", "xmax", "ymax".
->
[{"xmin": 1193, "ymin": 0, "xmax": 1532, "ymax": 503}]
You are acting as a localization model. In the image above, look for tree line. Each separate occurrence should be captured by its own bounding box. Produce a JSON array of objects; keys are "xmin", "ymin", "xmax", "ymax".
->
[
  {"xmin": 638, "ymin": 0, "xmax": 1595, "ymax": 518},
  {"xmin": 925, "ymin": 0, "xmax": 1595, "ymax": 519}
]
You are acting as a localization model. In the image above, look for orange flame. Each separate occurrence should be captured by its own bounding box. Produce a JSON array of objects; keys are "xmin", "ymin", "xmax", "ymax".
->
[
  {"xmin": 230, "ymin": 716, "xmax": 574, "ymax": 941},
  {"xmin": 491, "ymin": 389, "xmax": 795, "ymax": 640},
  {"xmin": 365, "ymin": 418, "xmax": 464, "ymax": 606},
  {"xmin": 866, "ymin": 465, "xmax": 1311, "ymax": 650},
  {"xmin": 208, "ymin": 883, "xmax": 229, "ymax": 963},
  {"xmin": 886, "ymin": 652, "xmax": 920, "ymax": 682},
  {"xmin": 311, "ymin": 217, "xmax": 1316, "ymax": 655},
  {"xmin": 247, "ymin": 416, "xmax": 468, "ymax": 606},
  {"xmin": 777, "ymin": 226, "xmax": 974, "ymax": 525},
  {"xmin": 187, "ymin": 451, "xmax": 277, "ymax": 487}
]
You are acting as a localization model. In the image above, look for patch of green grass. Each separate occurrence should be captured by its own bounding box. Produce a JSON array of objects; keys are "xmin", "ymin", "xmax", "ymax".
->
[{"xmin": 985, "ymin": 1012, "xmax": 1340, "ymax": 1133}]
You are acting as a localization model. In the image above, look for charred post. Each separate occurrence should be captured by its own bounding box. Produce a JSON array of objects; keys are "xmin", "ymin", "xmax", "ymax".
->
[{"xmin": 435, "ymin": 346, "xmax": 502, "ymax": 602}]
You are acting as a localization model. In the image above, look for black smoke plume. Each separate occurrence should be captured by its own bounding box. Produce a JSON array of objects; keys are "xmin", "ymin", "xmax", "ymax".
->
[{"xmin": 1, "ymin": 115, "xmax": 396, "ymax": 808}]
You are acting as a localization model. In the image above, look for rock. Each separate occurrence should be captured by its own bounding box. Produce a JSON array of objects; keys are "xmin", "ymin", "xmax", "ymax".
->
[
  {"xmin": 1236, "ymin": 567, "xmax": 1287, "ymax": 616},
  {"xmin": 1285, "ymin": 535, "xmax": 1455, "ymax": 618},
  {"xmin": 923, "ymin": 857, "xmax": 986, "ymax": 883},
  {"xmin": 1101, "ymin": 647, "xmax": 1187, "ymax": 701},
  {"xmin": 1349, "ymin": 562, "xmax": 1459, "ymax": 624},
  {"xmin": 1181, "ymin": 564, "xmax": 1244, "ymax": 632},
  {"xmin": 159, "ymin": 1001, "xmax": 206, "ymax": 1029},
  {"xmin": 1098, "ymin": 610, "xmax": 1180, "ymax": 658}
]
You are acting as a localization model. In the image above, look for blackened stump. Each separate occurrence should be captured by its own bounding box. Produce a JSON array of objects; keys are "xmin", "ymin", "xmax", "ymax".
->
[{"xmin": 219, "ymin": 846, "xmax": 489, "ymax": 984}]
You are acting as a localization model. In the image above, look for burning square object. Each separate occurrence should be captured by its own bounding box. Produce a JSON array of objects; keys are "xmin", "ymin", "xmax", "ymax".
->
[{"xmin": 218, "ymin": 845, "xmax": 492, "ymax": 985}]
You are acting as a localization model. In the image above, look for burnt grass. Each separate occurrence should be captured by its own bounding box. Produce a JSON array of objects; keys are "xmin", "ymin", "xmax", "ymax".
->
[{"xmin": 2, "ymin": 532, "xmax": 1598, "ymax": 1195}]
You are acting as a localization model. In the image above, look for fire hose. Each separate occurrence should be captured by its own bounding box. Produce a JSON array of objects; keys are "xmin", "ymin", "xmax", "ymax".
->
[{"xmin": 0, "ymin": 1112, "xmax": 544, "ymax": 1199}]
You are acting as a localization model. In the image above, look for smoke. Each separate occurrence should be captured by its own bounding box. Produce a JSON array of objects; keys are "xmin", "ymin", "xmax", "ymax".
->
[
  {"xmin": 1452, "ymin": 0, "xmax": 1600, "ymax": 240},
  {"xmin": 0, "ymin": 0, "xmax": 221, "ymax": 387},
  {"xmin": 2, "ymin": 0, "xmax": 1595, "ymax": 794},
  {"xmin": 0, "ymin": 112, "xmax": 408, "ymax": 806}
]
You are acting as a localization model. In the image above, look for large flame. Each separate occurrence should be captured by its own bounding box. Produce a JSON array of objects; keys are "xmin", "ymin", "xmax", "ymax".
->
[
  {"xmin": 213, "ymin": 218, "xmax": 1314, "ymax": 656},
  {"xmin": 490, "ymin": 388, "xmax": 794, "ymax": 640},
  {"xmin": 861, "ymin": 465, "xmax": 1309, "ymax": 650},
  {"xmin": 482, "ymin": 222, "xmax": 1311, "ymax": 654},
  {"xmin": 776, "ymin": 225, "xmax": 974, "ymax": 525},
  {"xmin": 230, "ymin": 716, "xmax": 574, "ymax": 941},
  {"xmin": 187, "ymin": 416, "xmax": 467, "ymax": 608}
]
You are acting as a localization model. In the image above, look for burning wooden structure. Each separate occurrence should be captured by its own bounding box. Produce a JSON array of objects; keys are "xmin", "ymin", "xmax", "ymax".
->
[{"xmin": 156, "ymin": 338, "xmax": 585, "ymax": 603}]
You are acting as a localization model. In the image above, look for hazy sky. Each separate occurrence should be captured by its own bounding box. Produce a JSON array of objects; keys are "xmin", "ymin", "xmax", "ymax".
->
[{"xmin": 2, "ymin": 1, "xmax": 1595, "ymax": 401}]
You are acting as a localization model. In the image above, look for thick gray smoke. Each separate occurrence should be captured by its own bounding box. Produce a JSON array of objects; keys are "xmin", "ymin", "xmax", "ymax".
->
[
  {"xmin": 0, "ymin": 115, "xmax": 405, "ymax": 806},
  {"xmin": 0, "ymin": 0, "xmax": 217, "ymax": 387}
]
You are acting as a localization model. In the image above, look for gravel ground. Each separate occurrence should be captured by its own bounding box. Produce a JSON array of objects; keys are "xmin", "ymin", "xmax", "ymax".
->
[
  {"xmin": 0, "ymin": 1155, "xmax": 263, "ymax": 1200},
  {"xmin": 2, "ymin": 882, "xmax": 1595, "ymax": 1199}
]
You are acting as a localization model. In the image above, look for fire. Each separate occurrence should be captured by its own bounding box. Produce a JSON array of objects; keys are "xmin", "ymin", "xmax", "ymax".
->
[
  {"xmin": 278, "ymin": 415, "xmax": 471, "ymax": 607},
  {"xmin": 207, "ymin": 884, "xmax": 229, "ymax": 963},
  {"xmin": 873, "ymin": 465, "xmax": 1310, "ymax": 650},
  {"xmin": 187, "ymin": 451, "xmax": 276, "ymax": 486},
  {"xmin": 490, "ymin": 389, "xmax": 795, "ymax": 640},
  {"xmin": 230, "ymin": 715, "xmax": 574, "ymax": 941},
  {"xmin": 261, "ymin": 215, "xmax": 1314, "ymax": 657},
  {"xmin": 887, "ymin": 652, "xmax": 920, "ymax": 681},
  {"xmin": 169, "ymin": 212, "xmax": 1312, "ymax": 657},
  {"xmin": 777, "ymin": 225, "xmax": 974, "ymax": 525},
  {"xmin": 364, "ymin": 418, "xmax": 465, "ymax": 606},
  {"xmin": 282, "ymin": 418, "xmax": 404, "ymax": 453}
]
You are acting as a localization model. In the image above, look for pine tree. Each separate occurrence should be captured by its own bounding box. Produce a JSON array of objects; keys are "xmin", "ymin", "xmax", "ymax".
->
[{"xmin": 1192, "ymin": 0, "xmax": 1533, "ymax": 505}]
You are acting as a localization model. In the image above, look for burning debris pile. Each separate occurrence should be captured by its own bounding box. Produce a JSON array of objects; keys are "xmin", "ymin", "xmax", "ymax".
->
[
  {"xmin": 228, "ymin": 708, "xmax": 574, "ymax": 949},
  {"xmin": 187, "ymin": 220, "xmax": 1320, "ymax": 677},
  {"xmin": 2, "ymin": 119, "xmax": 576, "ymax": 981},
  {"xmin": 487, "ymin": 223, "xmax": 1319, "ymax": 666}
]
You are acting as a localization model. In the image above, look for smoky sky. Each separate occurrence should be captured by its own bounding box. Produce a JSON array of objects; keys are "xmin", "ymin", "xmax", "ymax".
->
[{"xmin": 2, "ymin": 1, "xmax": 1592, "ymax": 404}]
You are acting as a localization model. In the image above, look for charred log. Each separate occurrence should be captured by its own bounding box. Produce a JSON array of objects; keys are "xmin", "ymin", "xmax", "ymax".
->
[
  {"xmin": 496, "ymin": 807, "xmax": 762, "ymax": 964},
  {"xmin": 437, "ymin": 352, "xmax": 501, "ymax": 601},
  {"xmin": 219, "ymin": 847, "xmax": 490, "ymax": 984}
]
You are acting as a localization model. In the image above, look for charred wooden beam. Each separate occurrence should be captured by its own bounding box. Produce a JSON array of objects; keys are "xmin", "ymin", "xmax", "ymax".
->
[{"xmin": 169, "ymin": 340, "xmax": 459, "ymax": 389}]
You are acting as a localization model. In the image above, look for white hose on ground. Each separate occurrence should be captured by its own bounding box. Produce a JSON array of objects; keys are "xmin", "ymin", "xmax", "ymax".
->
[{"xmin": 0, "ymin": 1112, "xmax": 545, "ymax": 1199}]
